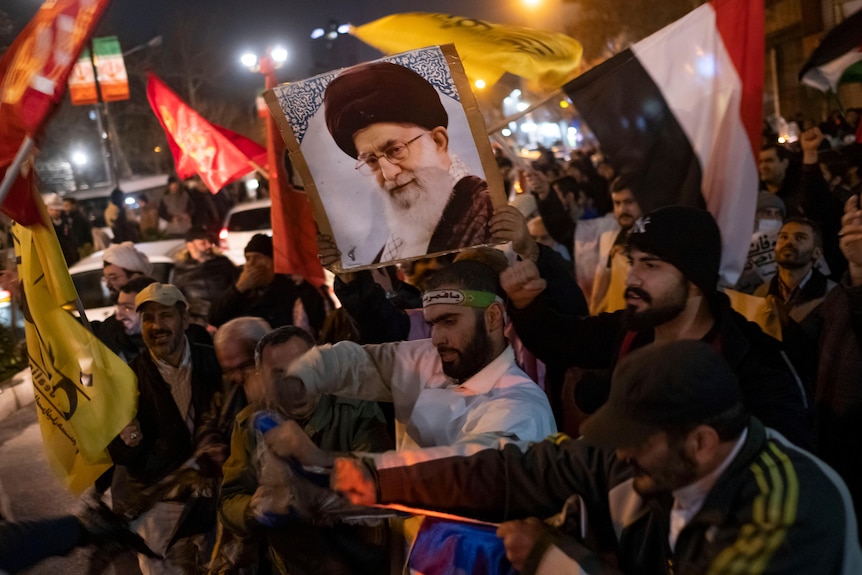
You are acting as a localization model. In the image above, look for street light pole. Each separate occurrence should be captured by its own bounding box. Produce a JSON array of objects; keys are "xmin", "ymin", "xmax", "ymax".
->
[
  {"xmin": 122, "ymin": 35, "xmax": 162, "ymax": 58},
  {"xmin": 259, "ymin": 54, "xmax": 281, "ymax": 196},
  {"xmin": 241, "ymin": 47, "xmax": 288, "ymax": 192},
  {"xmin": 109, "ymin": 35, "xmax": 163, "ymax": 181},
  {"xmin": 86, "ymin": 35, "xmax": 162, "ymax": 188}
]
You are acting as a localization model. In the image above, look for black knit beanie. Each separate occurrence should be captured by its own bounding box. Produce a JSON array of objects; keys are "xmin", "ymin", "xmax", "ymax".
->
[{"xmin": 626, "ymin": 205, "xmax": 721, "ymax": 296}]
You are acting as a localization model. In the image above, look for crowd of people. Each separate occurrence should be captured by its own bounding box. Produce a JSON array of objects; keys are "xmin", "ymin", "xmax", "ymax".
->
[
  {"xmin": 2, "ymin": 107, "xmax": 862, "ymax": 575},
  {"xmin": 44, "ymin": 174, "xmax": 239, "ymax": 267}
]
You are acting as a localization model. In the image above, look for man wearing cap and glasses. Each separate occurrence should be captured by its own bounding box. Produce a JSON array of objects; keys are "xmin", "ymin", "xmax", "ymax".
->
[
  {"xmin": 331, "ymin": 340, "xmax": 862, "ymax": 575},
  {"xmin": 324, "ymin": 61, "xmax": 495, "ymax": 263},
  {"xmin": 264, "ymin": 259, "xmax": 555, "ymax": 472},
  {"xmin": 108, "ymin": 283, "xmax": 226, "ymax": 574}
]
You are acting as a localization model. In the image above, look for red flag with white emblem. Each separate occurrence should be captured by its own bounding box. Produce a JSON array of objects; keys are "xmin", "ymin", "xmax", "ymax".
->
[
  {"xmin": 0, "ymin": 0, "xmax": 112, "ymax": 225},
  {"xmin": 146, "ymin": 73, "xmax": 266, "ymax": 193}
]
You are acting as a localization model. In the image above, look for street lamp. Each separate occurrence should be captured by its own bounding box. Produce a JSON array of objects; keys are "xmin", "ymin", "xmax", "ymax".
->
[
  {"xmin": 123, "ymin": 35, "xmax": 162, "ymax": 57},
  {"xmin": 239, "ymin": 46, "xmax": 289, "ymax": 74},
  {"xmin": 270, "ymin": 46, "xmax": 288, "ymax": 65},
  {"xmin": 240, "ymin": 52, "xmax": 258, "ymax": 69},
  {"xmin": 240, "ymin": 45, "xmax": 290, "ymax": 200}
]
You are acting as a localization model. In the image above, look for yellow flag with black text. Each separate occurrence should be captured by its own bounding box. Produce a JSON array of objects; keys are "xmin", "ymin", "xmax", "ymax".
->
[
  {"xmin": 13, "ymin": 198, "xmax": 137, "ymax": 494},
  {"xmin": 350, "ymin": 13, "xmax": 583, "ymax": 89}
]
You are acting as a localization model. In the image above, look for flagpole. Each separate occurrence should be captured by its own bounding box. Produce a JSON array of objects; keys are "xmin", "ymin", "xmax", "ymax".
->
[
  {"xmin": 247, "ymin": 161, "xmax": 270, "ymax": 180},
  {"xmin": 261, "ymin": 56, "xmax": 282, "ymax": 195},
  {"xmin": 486, "ymin": 88, "xmax": 564, "ymax": 135},
  {"xmin": 75, "ymin": 295, "xmax": 94, "ymax": 342},
  {"xmin": 827, "ymin": 89, "xmax": 846, "ymax": 116},
  {"xmin": 0, "ymin": 136, "xmax": 36, "ymax": 207}
]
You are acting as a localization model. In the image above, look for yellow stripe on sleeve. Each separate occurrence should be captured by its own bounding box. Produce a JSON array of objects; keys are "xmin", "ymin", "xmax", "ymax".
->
[{"xmin": 706, "ymin": 442, "xmax": 799, "ymax": 575}]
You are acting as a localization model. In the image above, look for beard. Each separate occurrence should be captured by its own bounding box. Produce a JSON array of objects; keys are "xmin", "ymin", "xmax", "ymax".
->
[
  {"xmin": 439, "ymin": 313, "xmax": 492, "ymax": 381},
  {"xmin": 775, "ymin": 246, "xmax": 814, "ymax": 270},
  {"xmin": 144, "ymin": 328, "xmax": 184, "ymax": 361},
  {"xmin": 120, "ymin": 318, "xmax": 141, "ymax": 336},
  {"xmin": 623, "ymin": 283, "xmax": 688, "ymax": 331},
  {"xmin": 630, "ymin": 437, "xmax": 699, "ymax": 497},
  {"xmin": 380, "ymin": 166, "xmax": 453, "ymax": 258}
]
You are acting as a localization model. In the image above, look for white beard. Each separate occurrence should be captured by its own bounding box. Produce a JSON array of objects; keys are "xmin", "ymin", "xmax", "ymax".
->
[{"xmin": 380, "ymin": 166, "xmax": 453, "ymax": 260}]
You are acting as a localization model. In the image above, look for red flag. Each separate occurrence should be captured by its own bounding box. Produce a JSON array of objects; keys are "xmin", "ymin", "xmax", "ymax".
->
[
  {"xmin": 0, "ymin": 0, "xmax": 112, "ymax": 225},
  {"xmin": 213, "ymin": 125, "xmax": 267, "ymax": 168},
  {"xmin": 272, "ymin": 182, "xmax": 327, "ymax": 287},
  {"xmin": 262, "ymin": 76, "xmax": 325, "ymax": 286},
  {"xmin": 2, "ymin": 162, "xmax": 42, "ymax": 228},
  {"xmin": 146, "ymin": 73, "xmax": 264, "ymax": 193}
]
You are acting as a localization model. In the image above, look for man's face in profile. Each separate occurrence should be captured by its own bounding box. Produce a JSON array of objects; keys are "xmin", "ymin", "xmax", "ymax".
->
[
  {"xmin": 103, "ymin": 264, "xmax": 134, "ymax": 302},
  {"xmin": 354, "ymin": 123, "xmax": 451, "ymax": 212},
  {"xmin": 425, "ymin": 298, "xmax": 494, "ymax": 381},
  {"xmin": 187, "ymin": 238, "xmax": 213, "ymax": 262},
  {"xmin": 116, "ymin": 291, "xmax": 141, "ymax": 335},
  {"xmin": 260, "ymin": 338, "xmax": 313, "ymax": 416}
]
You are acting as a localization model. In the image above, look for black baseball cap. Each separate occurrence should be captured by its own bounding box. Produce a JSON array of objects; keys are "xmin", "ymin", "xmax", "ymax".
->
[{"xmin": 581, "ymin": 340, "xmax": 743, "ymax": 449}]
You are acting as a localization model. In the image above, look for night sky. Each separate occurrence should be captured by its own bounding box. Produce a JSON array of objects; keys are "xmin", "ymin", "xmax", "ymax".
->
[
  {"xmin": 5, "ymin": 0, "xmax": 571, "ymax": 182},
  {"xmin": 8, "ymin": 0, "xmax": 566, "ymax": 82}
]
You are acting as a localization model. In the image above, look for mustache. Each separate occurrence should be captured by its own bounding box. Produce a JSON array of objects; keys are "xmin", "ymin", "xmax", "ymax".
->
[
  {"xmin": 624, "ymin": 287, "xmax": 652, "ymax": 303},
  {"xmin": 437, "ymin": 346, "xmax": 460, "ymax": 358},
  {"xmin": 382, "ymin": 174, "xmax": 417, "ymax": 193}
]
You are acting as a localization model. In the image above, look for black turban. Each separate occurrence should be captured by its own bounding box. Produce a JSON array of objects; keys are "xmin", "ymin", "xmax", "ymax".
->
[{"xmin": 324, "ymin": 61, "xmax": 448, "ymax": 159}]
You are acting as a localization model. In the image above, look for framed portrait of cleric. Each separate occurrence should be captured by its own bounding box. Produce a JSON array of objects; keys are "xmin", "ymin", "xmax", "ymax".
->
[{"xmin": 265, "ymin": 44, "xmax": 506, "ymax": 271}]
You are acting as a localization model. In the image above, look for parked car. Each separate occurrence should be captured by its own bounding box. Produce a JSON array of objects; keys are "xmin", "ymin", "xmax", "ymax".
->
[
  {"xmin": 217, "ymin": 198, "xmax": 337, "ymax": 294},
  {"xmin": 219, "ymin": 198, "xmax": 272, "ymax": 266},
  {"xmin": 68, "ymin": 239, "xmax": 184, "ymax": 322}
]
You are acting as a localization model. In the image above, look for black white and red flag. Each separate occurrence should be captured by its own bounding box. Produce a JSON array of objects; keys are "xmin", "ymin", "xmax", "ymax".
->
[{"xmin": 564, "ymin": 0, "xmax": 763, "ymax": 285}]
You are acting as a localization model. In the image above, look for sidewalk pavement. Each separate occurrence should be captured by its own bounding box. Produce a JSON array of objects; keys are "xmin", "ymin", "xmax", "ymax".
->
[
  {"xmin": 0, "ymin": 370, "xmax": 74, "ymax": 523},
  {"xmin": 0, "ymin": 367, "xmax": 34, "ymax": 421},
  {"xmin": 0, "ymin": 385, "xmax": 89, "ymax": 573}
]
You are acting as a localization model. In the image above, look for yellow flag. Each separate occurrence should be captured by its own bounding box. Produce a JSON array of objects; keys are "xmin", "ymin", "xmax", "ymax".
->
[
  {"xmin": 350, "ymin": 13, "xmax": 583, "ymax": 89},
  {"xmin": 724, "ymin": 288, "xmax": 783, "ymax": 342},
  {"xmin": 13, "ymin": 197, "xmax": 138, "ymax": 494}
]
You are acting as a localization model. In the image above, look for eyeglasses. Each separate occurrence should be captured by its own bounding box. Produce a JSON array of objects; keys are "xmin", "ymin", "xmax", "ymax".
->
[{"xmin": 355, "ymin": 133, "xmax": 428, "ymax": 176}]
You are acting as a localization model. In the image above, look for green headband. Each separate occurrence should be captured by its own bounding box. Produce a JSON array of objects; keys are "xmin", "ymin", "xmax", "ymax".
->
[{"xmin": 422, "ymin": 289, "xmax": 502, "ymax": 309}]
